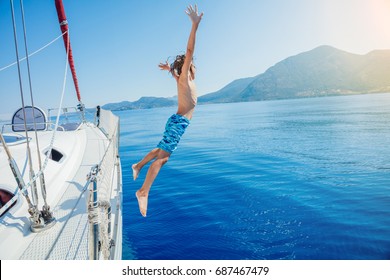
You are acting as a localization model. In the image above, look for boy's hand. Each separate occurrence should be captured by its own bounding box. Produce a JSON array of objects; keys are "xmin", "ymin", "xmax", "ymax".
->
[
  {"xmin": 158, "ymin": 61, "xmax": 170, "ymax": 71},
  {"xmin": 185, "ymin": 4, "xmax": 203, "ymax": 25}
]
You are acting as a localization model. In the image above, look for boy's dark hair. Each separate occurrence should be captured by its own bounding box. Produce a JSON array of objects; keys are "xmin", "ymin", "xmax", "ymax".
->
[
  {"xmin": 170, "ymin": 55, "xmax": 195, "ymax": 77},
  {"xmin": 170, "ymin": 55, "xmax": 186, "ymax": 76}
]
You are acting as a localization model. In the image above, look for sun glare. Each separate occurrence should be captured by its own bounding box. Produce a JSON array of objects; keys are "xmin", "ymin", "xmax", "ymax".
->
[{"xmin": 368, "ymin": 0, "xmax": 390, "ymax": 37}]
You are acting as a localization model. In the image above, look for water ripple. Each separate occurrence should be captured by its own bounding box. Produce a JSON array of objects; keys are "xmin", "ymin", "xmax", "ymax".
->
[{"xmin": 119, "ymin": 93, "xmax": 390, "ymax": 259}]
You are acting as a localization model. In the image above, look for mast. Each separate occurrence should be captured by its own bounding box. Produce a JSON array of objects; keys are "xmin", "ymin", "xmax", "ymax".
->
[{"xmin": 54, "ymin": 0, "xmax": 82, "ymax": 104}]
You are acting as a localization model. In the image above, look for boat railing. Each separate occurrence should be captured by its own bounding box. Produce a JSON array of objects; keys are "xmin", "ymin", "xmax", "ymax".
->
[
  {"xmin": 47, "ymin": 106, "xmax": 85, "ymax": 127},
  {"xmin": 0, "ymin": 106, "xmax": 100, "ymax": 134},
  {"xmin": 1, "ymin": 121, "xmax": 79, "ymax": 134},
  {"xmin": 1, "ymin": 122, "xmax": 47, "ymax": 134},
  {"xmin": 86, "ymin": 108, "xmax": 120, "ymax": 260}
]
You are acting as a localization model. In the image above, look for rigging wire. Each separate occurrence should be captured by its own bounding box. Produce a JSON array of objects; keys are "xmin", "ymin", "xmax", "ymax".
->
[
  {"xmin": 0, "ymin": 30, "xmax": 68, "ymax": 72},
  {"xmin": 9, "ymin": 0, "xmax": 39, "ymax": 206},
  {"xmin": 0, "ymin": 4, "xmax": 71, "ymax": 217},
  {"xmin": 19, "ymin": 0, "xmax": 50, "ymax": 211}
]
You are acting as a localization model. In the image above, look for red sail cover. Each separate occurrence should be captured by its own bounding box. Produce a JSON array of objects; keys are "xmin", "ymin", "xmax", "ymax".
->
[{"xmin": 55, "ymin": 0, "xmax": 81, "ymax": 102}]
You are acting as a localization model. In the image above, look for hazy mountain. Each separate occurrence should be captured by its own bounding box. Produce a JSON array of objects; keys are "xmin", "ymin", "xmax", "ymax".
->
[
  {"xmin": 198, "ymin": 77, "xmax": 257, "ymax": 103},
  {"xmin": 199, "ymin": 45, "xmax": 390, "ymax": 103},
  {"xmin": 103, "ymin": 46, "xmax": 390, "ymax": 110},
  {"xmin": 103, "ymin": 96, "xmax": 177, "ymax": 111}
]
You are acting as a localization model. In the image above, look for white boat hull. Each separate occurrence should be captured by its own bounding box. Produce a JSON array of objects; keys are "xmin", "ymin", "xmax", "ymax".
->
[{"xmin": 0, "ymin": 110, "xmax": 122, "ymax": 260}]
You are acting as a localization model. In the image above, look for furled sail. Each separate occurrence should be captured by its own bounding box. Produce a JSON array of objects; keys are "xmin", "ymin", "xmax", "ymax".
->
[{"xmin": 54, "ymin": 0, "xmax": 81, "ymax": 102}]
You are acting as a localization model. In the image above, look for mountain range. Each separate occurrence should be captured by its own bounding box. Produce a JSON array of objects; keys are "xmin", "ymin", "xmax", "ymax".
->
[
  {"xmin": 103, "ymin": 45, "xmax": 390, "ymax": 110},
  {"xmin": 103, "ymin": 96, "xmax": 177, "ymax": 111}
]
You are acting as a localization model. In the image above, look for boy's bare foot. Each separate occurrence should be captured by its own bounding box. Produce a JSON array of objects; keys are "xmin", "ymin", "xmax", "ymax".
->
[
  {"xmin": 135, "ymin": 190, "xmax": 148, "ymax": 217},
  {"xmin": 132, "ymin": 164, "xmax": 140, "ymax": 181}
]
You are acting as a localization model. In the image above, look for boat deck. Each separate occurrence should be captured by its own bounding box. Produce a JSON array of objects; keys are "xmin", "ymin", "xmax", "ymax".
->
[{"xmin": 0, "ymin": 123, "xmax": 121, "ymax": 259}]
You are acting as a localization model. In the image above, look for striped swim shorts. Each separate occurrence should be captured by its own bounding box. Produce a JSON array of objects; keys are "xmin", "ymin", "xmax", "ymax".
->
[{"xmin": 157, "ymin": 114, "xmax": 190, "ymax": 154}]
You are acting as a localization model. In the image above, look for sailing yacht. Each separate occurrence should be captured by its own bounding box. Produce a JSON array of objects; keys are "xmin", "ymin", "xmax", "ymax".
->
[{"xmin": 0, "ymin": 0, "xmax": 122, "ymax": 259}]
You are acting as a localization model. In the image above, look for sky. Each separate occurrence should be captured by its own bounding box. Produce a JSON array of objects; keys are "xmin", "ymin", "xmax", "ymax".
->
[{"xmin": 1, "ymin": 0, "xmax": 390, "ymax": 119}]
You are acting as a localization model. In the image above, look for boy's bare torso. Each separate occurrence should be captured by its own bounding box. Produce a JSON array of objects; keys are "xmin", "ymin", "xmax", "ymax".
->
[{"xmin": 177, "ymin": 76, "xmax": 197, "ymax": 120}]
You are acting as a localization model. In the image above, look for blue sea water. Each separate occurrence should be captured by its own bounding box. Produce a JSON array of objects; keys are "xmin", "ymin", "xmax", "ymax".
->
[{"xmin": 118, "ymin": 93, "xmax": 390, "ymax": 260}]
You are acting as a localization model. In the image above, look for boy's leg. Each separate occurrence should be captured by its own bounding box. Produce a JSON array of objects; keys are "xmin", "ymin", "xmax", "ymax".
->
[
  {"xmin": 132, "ymin": 148, "xmax": 160, "ymax": 180},
  {"xmin": 136, "ymin": 149, "xmax": 170, "ymax": 217}
]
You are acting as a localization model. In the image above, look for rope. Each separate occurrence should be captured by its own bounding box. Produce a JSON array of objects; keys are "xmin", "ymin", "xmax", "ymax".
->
[
  {"xmin": 0, "ymin": 31, "xmax": 68, "ymax": 72},
  {"xmin": 42, "ymin": 29, "xmax": 70, "ymax": 172}
]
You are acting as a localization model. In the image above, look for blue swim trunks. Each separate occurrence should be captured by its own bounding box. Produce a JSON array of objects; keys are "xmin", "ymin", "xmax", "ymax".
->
[{"xmin": 157, "ymin": 114, "xmax": 190, "ymax": 154}]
